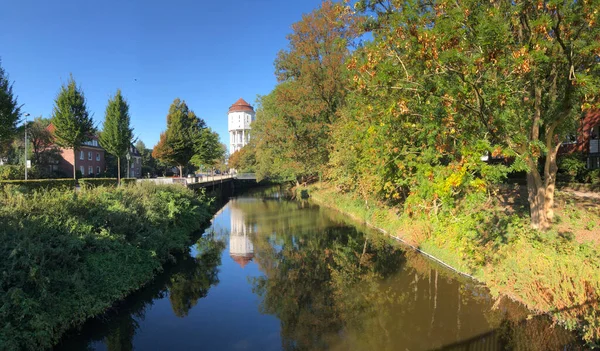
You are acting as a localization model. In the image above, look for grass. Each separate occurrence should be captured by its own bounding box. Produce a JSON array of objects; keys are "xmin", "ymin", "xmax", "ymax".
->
[
  {"xmin": 302, "ymin": 182, "xmax": 600, "ymax": 346},
  {"xmin": 0, "ymin": 182, "xmax": 215, "ymax": 350}
]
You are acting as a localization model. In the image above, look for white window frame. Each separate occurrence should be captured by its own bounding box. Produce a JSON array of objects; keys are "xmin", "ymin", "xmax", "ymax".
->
[
  {"xmin": 96, "ymin": 153, "xmax": 100, "ymax": 161},
  {"xmin": 88, "ymin": 151, "xmax": 92, "ymax": 160},
  {"xmin": 80, "ymin": 151, "xmax": 84, "ymax": 160},
  {"xmin": 79, "ymin": 165, "xmax": 84, "ymax": 175},
  {"xmin": 88, "ymin": 166, "xmax": 93, "ymax": 175},
  {"xmin": 96, "ymin": 166, "xmax": 100, "ymax": 174}
]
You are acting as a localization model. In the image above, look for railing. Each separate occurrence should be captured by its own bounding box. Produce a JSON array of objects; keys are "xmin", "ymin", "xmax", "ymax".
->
[
  {"xmin": 138, "ymin": 175, "xmax": 235, "ymax": 186},
  {"xmin": 235, "ymin": 173, "xmax": 256, "ymax": 180}
]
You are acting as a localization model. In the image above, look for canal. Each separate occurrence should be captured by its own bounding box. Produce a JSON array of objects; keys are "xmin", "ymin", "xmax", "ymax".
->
[{"xmin": 56, "ymin": 187, "xmax": 582, "ymax": 350}]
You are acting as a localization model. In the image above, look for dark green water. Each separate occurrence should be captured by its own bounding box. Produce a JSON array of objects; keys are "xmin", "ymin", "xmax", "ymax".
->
[{"xmin": 55, "ymin": 188, "xmax": 582, "ymax": 350}]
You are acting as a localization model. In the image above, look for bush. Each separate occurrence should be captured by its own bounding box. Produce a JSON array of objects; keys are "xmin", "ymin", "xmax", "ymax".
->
[
  {"xmin": 0, "ymin": 179, "xmax": 76, "ymax": 192},
  {"xmin": 78, "ymin": 178, "xmax": 138, "ymax": 188},
  {"xmin": 558, "ymin": 153, "xmax": 588, "ymax": 182},
  {"xmin": 0, "ymin": 184, "xmax": 213, "ymax": 350},
  {"xmin": 78, "ymin": 178, "xmax": 118, "ymax": 188},
  {"xmin": 122, "ymin": 178, "xmax": 137, "ymax": 185}
]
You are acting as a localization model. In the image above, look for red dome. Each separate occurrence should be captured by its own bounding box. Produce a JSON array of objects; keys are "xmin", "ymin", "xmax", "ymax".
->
[{"xmin": 228, "ymin": 98, "xmax": 254, "ymax": 113}]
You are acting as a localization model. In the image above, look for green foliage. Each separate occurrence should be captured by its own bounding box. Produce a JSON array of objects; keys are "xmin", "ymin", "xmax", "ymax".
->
[
  {"xmin": 251, "ymin": 1, "xmax": 359, "ymax": 182},
  {"xmin": 152, "ymin": 99, "xmax": 219, "ymax": 177},
  {"xmin": 0, "ymin": 183, "xmax": 213, "ymax": 350},
  {"xmin": 228, "ymin": 145, "xmax": 256, "ymax": 173},
  {"xmin": 0, "ymin": 59, "xmax": 22, "ymax": 154},
  {"xmin": 78, "ymin": 178, "xmax": 138, "ymax": 188},
  {"xmin": 0, "ymin": 165, "xmax": 26, "ymax": 180},
  {"xmin": 0, "ymin": 178, "xmax": 76, "ymax": 192},
  {"xmin": 50, "ymin": 75, "xmax": 94, "ymax": 179},
  {"xmin": 99, "ymin": 89, "xmax": 134, "ymax": 183},
  {"xmin": 190, "ymin": 128, "xmax": 223, "ymax": 169}
]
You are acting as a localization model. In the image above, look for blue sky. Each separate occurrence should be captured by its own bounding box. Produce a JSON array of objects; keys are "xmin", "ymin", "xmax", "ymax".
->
[{"xmin": 0, "ymin": 0, "xmax": 325, "ymax": 151}]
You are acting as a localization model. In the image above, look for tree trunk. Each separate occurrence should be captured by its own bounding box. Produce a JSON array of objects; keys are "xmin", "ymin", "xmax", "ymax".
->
[
  {"xmin": 544, "ymin": 144, "xmax": 561, "ymax": 221},
  {"xmin": 526, "ymin": 166, "xmax": 549, "ymax": 230},
  {"xmin": 179, "ymin": 165, "xmax": 183, "ymax": 178},
  {"xmin": 117, "ymin": 157, "xmax": 121, "ymax": 186},
  {"xmin": 542, "ymin": 120, "xmax": 562, "ymax": 222},
  {"xmin": 526, "ymin": 85, "xmax": 549, "ymax": 230}
]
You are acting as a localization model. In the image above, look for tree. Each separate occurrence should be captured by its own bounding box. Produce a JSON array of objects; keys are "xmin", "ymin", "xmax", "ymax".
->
[
  {"xmin": 346, "ymin": 0, "xmax": 600, "ymax": 229},
  {"xmin": 228, "ymin": 145, "xmax": 255, "ymax": 173},
  {"xmin": 0, "ymin": 59, "xmax": 22, "ymax": 156},
  {"xmin": 251, "ymin": 1, "xmax": 360, "ymax": 183},
  {"xmin": 26, "ymin": 117, "xmax": 52, "ymax": 165},
  {"xmin": 99, "ymin": 89, "xmax": 134, "ymax": 184},
  {"xmin": 51, "ymin": 75, "xmax": 94, "ymax": 179},
  {"xmin": 190, "ymin": 128, "xmax": 223, "ymax": 171},
  {"xmin": 152, "ymin": 99, "xmax": 210, "ymax": 177}
]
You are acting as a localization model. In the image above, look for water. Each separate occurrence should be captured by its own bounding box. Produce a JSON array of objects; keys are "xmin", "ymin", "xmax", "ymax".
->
[{"xmin": 56, "ymin": 187, "xmax": 582, "ymax": 351}]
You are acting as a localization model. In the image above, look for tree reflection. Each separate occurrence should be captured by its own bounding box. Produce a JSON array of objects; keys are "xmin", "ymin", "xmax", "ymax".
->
[
  {"xmin": 237, "ymin": 197, "xmax": 583, "ymax": 351},
  {"xmin": 168, "ymin": 236, "xmax": 225, "ymax": 317},
  {"xmin": 54, "ymin": 234, "xmax": 225, "ymax": 351}
]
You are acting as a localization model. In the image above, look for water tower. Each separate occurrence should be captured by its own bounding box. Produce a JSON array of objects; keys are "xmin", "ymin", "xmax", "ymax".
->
[{"xmin": 228, "ymin": 98, "xmax": 255, "ymax": 154}]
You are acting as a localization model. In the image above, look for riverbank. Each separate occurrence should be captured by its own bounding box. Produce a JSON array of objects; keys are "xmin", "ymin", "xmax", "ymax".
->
[
  {"xmin": 300, "ymin": 182, "xmax": 600, "ymax": 346},
  {"xmin": 0, "ymin": 183, "xmax": 216, "ymax": 350}
]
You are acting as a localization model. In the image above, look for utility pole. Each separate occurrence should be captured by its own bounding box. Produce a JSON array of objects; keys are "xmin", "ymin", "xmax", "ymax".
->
[{"xmin": 24, "ymin": 113, "xmax": 30, "ymax": 180}]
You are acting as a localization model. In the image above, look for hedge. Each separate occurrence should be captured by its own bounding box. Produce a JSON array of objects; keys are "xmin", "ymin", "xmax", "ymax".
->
[
  {"xmin": 0, "ymin": 179, "xmax": 76, "ymax": 192},
  {"xmin": 78, "ymin": 178, "xmax": 138, "ymax": 188}
]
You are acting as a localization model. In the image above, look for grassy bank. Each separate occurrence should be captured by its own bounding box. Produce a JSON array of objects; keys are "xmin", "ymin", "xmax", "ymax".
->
[
  {"xmin": 302, "ymin": 182, "xmax": 600, "ymax": 346},
  {"xmin": 0, "ymin": 183, "xmax": 214, "ymax": 350}
]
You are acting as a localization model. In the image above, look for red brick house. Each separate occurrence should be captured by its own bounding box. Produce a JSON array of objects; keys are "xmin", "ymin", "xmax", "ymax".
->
[
  {"xmin": 560, "ymin": 111, "xmax": 600, "ymax": 169},
  {"xmin": 47, "ymin": 124, "xmax": 106, "ymax": 177}
]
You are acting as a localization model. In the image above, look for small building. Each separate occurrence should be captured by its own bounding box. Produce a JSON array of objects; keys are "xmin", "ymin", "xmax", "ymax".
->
[
  {"xmin": 228, "ymin": 98, "xmax": 255, "ymax": 154},
  {"xmin": 127, "ymin": 144, "xmax": 142, "ymax": 178},
  {"xmin": 560, "ymin": 111, "xmax": 600, "ymax": 169},
  {"xmin": 47, "ymin": 123, "xmax": 106, "ymax": 177}
]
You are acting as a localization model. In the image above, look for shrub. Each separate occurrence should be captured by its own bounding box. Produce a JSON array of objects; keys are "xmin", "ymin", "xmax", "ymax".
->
[
  {"xmin": 558, "ymin": 153, "xmax": 588, "ymax": 182},
  {"xmin": 0, "ymin": 179, "xmax": 76, "ymax": 192},
  {"xmin": 0, "ymin": 184, "xmax": 213, "ymax": 350},
  {"xmin": 122, "ymin": 178, "xmax": 137, "ymax": 185},
  {"xmin": 78, "ymin": 178, "xmax": 118, "ymax": 188},
  {"xmin": 78, "ymin": 178, "xmax": 138, "ymax": 188}
]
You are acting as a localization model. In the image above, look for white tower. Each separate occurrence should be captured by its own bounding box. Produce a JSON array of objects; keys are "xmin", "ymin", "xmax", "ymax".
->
[
  {"xmin": 228, "ymin": 98, "xmax": 255, "ymax": 154},
  {"xmin": 229, "ymin": 200, "xmax": 254, "ymax": 269}
]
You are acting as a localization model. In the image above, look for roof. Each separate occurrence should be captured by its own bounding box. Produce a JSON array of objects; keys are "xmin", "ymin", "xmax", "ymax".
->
[
  {"xmin": 230, "ymin": 253, "xmax": 254, "ymax": 269},
  {"xmin": 228, "ymin": 98, "xmax": 254, "ymax": 113}
]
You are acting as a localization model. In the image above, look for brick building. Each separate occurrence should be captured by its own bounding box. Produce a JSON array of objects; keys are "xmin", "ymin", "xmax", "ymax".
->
[
  {"xmin": 560, "ymin": 111, "xmax": 600, "ymax": 169},
  {"xmin": 47, "ymin": 124, "xmax": 106, "ymax": 177}
]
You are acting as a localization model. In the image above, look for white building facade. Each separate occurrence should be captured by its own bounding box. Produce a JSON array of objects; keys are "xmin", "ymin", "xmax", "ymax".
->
[
  {"xmin": 228, "ymin": 98, "xmax": 255, "ymax": 154},
  {"xmin": 229, "ymin": 200, "xmax": 255, "ymax": 269}
]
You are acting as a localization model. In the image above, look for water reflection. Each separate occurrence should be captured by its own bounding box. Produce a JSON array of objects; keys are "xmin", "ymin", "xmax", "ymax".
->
[
  {"xmin": 229, "ymin": 199, "xmax": 255, "ymax": 269},
  {"xmin": 56, "ymin": 188, "xmax": 583, "ymax": 351},
  {"xmin": 55, "ymin": 235, "xmax": 225, "ymax": 351}
]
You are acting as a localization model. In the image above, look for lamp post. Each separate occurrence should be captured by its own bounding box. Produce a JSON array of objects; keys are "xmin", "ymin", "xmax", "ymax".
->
[
  {"xmin": 126, "ymin": 151, "xmax": 131, "ymax": 179},
  {"xmin": 24, "ymin": 113, "xmax": 30, "ymax": 180}
]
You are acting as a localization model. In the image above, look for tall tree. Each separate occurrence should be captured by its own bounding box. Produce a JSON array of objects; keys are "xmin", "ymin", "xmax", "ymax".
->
[
  {"xmin": 51, "ymin": 75, "xmax": 94, "ymax": 179},
  {"xmin": 0, "ymin": 59, "xmax": 22, "ymax": 155},
  {"xmin": 251, "ymin": 1, "xmax": 360, "ymax": 183},
  {"xmin": 99, "ymin": 89, "xmax": 134, "ymax": 184},
  {"xmin": 152, "ymin": 99, "xmax": 203, "ymax": 177},
  {"xmin": 345, "ymin": 0, "xmax": 600, "ymax": 229}
]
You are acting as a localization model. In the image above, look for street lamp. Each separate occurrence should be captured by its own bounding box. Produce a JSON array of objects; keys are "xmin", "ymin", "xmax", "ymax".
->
[
  {"xmin": 23, "ymin": 113, "xmax": 30, "ymax": 180},
  {"xmin": 125, "ymin": 151, "xmax": 131, "ymax": 178}
]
